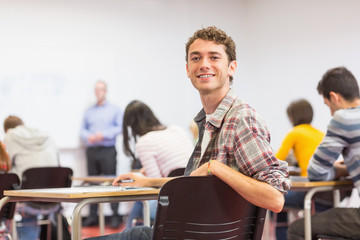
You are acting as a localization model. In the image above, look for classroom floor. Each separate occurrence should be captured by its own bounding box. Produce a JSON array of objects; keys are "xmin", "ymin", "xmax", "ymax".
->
[
  {"xmin": 81, "ymin": 223, "xmax": 125, "ymax": 239},
  {"xmin": 80, "ymin": 216, "xmax": 126, "ymax": 239}
]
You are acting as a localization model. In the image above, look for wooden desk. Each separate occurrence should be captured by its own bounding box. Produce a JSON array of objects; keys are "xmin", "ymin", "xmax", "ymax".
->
[
  {"xmin": 0, "ymin": 186, "xmax": 159, "ymax": 240},
  {"xmin": 290, "ymin": 178, "xmax": 353, "ymax": 240},
  {"xmin": 71, "ymin": 176, "xmax": 116, "ymax": 184}
]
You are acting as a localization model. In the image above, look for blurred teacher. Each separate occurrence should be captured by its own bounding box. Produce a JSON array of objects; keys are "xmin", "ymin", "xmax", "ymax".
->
[{"xmin": 80, "ymin": 80, "xmax": 123, "ymax": 229}]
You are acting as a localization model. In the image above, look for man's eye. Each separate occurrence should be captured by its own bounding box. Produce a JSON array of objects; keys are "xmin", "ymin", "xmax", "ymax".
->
[
  {"xmin": 211, "ymin": 56, "xmax": 219, "ymax": 60},
  {"xmin": 191, "ymin": 57, "xmax": 200, "ymax": 61}
]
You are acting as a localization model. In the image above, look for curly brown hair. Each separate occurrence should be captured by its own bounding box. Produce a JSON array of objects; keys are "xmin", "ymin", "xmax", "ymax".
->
[{"xmin": 185, "ymin": 26, "xmax": 236, "ymax": 83}]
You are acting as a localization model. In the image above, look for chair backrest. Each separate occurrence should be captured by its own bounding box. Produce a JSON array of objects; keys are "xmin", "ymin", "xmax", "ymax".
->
[
  {"xmin": 167, "ymin": 167, "xmax": 185, "ymax": 177},
  {"xmin": 152, "ymin": 176, "xmax": 267, "ymax": 240},
  {"xmin": 0, "ymin": 173, "xmax": 20, "ymax": 220},
  {"xmin": 21, "ymin": 167, "xmax": 73, "ymax": 189}
]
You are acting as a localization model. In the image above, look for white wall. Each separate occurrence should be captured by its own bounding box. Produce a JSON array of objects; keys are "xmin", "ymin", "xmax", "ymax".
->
[{"xmin": 1, "ymin": 0, "xmax": 360, "ymax": 172}]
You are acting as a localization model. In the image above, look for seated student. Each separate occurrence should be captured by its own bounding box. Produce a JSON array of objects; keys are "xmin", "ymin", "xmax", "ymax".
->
[
  {"xmin": 3, "ymin": 115, "xmax": 59, "ymax": 240},
  {"xmin": 85, "ymin": 26, "xmax": 290, "ymax": 240},
  {"xmin": 276, "ymin": 99, "xmax": 324, "ymax": 177},
  {"xmin": 275, "ymin": 99, "xmax": 325, "ymax": 239},
  {"xmin": 122, "ymin": 100, "xmax": 193, "ymax": 229},
  {"xmin": 0, "ymin": 141, "xmax": 11, "ymax": 173},
  {"xmin": 288, "ymin": 67, "xmax": 360, "ymax": 240}
]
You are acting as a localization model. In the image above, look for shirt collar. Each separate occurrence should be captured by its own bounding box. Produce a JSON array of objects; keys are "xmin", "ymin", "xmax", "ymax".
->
[
  {"xmin": 194, "ymin": 89, "xmax": 237, "ymax": 128},
  {"xmin": 95, "ymin": 100, "xmax": 108, "ymax": 107}
]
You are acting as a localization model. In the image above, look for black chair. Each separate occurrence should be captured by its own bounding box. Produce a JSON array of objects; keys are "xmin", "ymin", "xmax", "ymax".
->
[
  {"xmin": 18, "ymin": 167, "xmax": 73, "ymax": 240},
  {"xmin": 317, "ymin": 234, "xmax": 354, "ymax": 240},
  {"xmin": 0, "ymin": 173, "xmax": 20, "ymax": 240},
  {"xmin": 152, "ymin": 176, "xmax": 267, "ymax": 240},
  {"xmin": 167, "ymin": 167, "xmax": 185, "ymax": 177}
]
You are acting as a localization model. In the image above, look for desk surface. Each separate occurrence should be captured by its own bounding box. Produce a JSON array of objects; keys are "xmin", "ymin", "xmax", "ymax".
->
[
  {"xmin": 291, "ymin": 178, "xmax": 353, "ymax": 190},
  {"xmin": 4, "ymin": 186, "xmax": 160, "ymax": 200},
  {"xmin": 71, "ymin": 176, "xmax": 116, "ymax": 183}
]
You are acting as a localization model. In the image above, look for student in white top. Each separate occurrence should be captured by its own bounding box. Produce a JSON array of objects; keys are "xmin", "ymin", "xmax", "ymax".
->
[{"xmin": 122, "ymin": 100, "xmax": 193, "ymax": 229}]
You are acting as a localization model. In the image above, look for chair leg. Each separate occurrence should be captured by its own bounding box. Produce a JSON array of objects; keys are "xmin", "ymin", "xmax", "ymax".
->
[{"xmin": 11, "ymin": 219, "xmax": 17, "ymax": 240}]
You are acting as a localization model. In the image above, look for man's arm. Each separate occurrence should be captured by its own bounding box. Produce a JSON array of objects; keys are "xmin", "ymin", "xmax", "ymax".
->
[
  {"xmin": 100, "ymin": 106, "xmax": 123, "ymax": 140},
  {"xmin": 80, "ymin": 111, "xmax": 92, "ymax": 143},
  {"xmin": 191, "ymin": 160, "xmax": 285, "ymax": 213},
  {"xmin": 307, "ymin": 116, "xmax": 347, "ymax": 181}
]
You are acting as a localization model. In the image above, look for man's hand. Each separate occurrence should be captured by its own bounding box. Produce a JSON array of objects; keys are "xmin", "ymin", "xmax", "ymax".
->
[
  {"xmin": 87, "ymin": 132, "xmax": 104, "ymax": 144},
  {"xmin": 334, "ymin": 160, "xmax": 349, "ymax": 179}
]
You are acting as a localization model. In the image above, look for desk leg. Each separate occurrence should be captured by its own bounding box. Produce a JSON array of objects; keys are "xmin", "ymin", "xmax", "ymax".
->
[
  {"xmin": 72, "ymin": 198, "xmax": 96, "ymax": 240},
  {"xmin": 304, "ymin": 186, "xmax": 334, "ymax": 240},
  {"xmin": 57, "ymin": 213, "xmax": 63, "ymax": 240},
  {"xmin": 333, "ymin": 189, "xmax": 341, "ymax": 207},
  {"xmin": 0, "ymin": 197, "xmax": 18, "ymax": 240},
  {"xmin": 143, "ymin": 201, "xmax": 150, "ymax": 227},
  {"xmin": 99, "ymin": 203, "xmax": 105, "ymax": 236}
]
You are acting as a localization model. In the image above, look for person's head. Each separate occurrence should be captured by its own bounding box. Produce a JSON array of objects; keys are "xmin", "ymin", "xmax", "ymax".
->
[
  {"xmin": 185, "ymin": 26, "xmax": 237, "ymax": 91},
  {"xmin": 0, "ymin": 141, "xmax": 10, "ymax": 173},
  {"xmin": 122, "ymin": 100, "xmax": 163, "ymax": 162},
  {"xmin": 95, "ymin": 80, "xmax": 107, "ymax": 105},
  {"xmin": 317, "ymin": 67, "xmax": 360, "ymax": 115},
  {"xmin": 286, "ymin": 99, "xmax": 313, "ymax": 127},
  {"xmin": 4, "ymin": 115, "xmax": 24, "ymax": 133}
]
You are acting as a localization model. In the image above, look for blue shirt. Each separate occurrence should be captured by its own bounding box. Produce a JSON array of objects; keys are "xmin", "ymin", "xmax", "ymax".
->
[{"xmin": 80, "ymin": 101, "xmax": 123, "ymax": 147}]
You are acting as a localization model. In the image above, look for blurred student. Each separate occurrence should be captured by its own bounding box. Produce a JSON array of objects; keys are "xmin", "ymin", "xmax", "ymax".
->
[
  {"xmin": 189, "ymin": 120, "xmax": 199, "ymax": 144},
  {"xmin": 0, "ymin": 141, "xmax": 10, "ymax": 173},
  {"xmin": 275, "ymin": 99, "xmax": 325, "ymax": 239},
  {"xmin": 276, "ymin": 99, "xmax": 324, "ymax": 177},
  {"xmin": 122, "ymin": 100, "xmax": 193, "ymax": 229},
  {"xmin": 80, "ymin": 80, "xmax": 123, "ymax": 228},
  {"xmin": 288, "ymin": 67, "xmax": 360, "ymax": 239},
  {"xmin": 3, "ymin": 116, "xmax": 59, "ymax": 179},
  {"xmin": 3, "ymin": 115, "xmax": 59, "ymax": 240}
]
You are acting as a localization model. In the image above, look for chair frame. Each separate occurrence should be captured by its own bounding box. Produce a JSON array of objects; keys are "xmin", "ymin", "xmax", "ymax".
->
[
  {"xmin": 0, "ymin": 173, "xmax": 21, "ymax": 240},
  {"xmin": 19, "ymin": 166, "xmax": 73, "ymax": 240},
  {"xmin": 152, "ymin": 176, "xmax": 267, "ymax": 240}
]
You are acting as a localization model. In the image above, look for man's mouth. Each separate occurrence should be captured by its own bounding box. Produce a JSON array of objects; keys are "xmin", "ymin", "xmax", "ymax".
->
[{"xmin": 198, "ymin": 74, "xmax": 215, "ymax": 78}]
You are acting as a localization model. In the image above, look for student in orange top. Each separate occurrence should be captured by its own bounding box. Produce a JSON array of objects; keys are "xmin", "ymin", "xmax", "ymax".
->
[
  {"xmin": 275, "ymin": 99, "xmax": 324, "ymax": 240},
  {"xmin": 276, "ymin": 99, "xmax": 324, "ymax": 176}
]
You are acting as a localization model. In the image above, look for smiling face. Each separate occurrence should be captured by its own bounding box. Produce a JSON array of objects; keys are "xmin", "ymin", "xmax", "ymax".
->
[{"xmin": 186, "ymin": 39, "xmax": 236, "ymax": 96}]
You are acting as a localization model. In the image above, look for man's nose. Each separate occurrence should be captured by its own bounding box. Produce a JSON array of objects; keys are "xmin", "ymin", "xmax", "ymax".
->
[{"xmin": 199, "ymin": 58, "xmax": 210, "ymax": 70}]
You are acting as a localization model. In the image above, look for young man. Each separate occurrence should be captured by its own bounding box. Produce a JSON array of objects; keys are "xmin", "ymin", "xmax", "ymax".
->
[
  {"xmin": 86, "ymin": 26, "xmax": 290, "ymax": 240},
  {"xmin": 80, "ymin": 80, "xmax": 123, "ymax": 228},
  {"xmin": 288, "ymin": 67, "xmax": 360, "ymax": 240}
]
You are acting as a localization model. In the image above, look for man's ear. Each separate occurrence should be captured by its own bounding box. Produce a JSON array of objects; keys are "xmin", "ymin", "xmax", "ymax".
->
[
  {"xmin": 186, "ymin": 64, "xmax": 190, "ymax": 78},
  {"xmin": 228, "ymin": 60, "xmax": 237, "ymax": 78},
  {"xmin": 329, "ymin": 91, "xmax": 341, "ymax": 104}
]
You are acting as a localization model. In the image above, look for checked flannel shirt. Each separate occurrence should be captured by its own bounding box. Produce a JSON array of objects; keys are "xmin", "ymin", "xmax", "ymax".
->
[{"xmin": 184, "ymin": 89, "xmax": 291, "ymax": 194}]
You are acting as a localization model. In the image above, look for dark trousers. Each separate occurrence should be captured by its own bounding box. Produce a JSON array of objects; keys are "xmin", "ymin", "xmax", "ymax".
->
[
  {"xmin": 86, "ymin": 146, "xmax": 119, "ymax": 217},
  {"xmin": 288, "ymin": 207, "xmax": 360, "ymax": 240}
]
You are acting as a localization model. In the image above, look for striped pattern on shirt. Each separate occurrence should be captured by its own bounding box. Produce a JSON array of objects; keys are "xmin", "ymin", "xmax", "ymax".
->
[
  {"xmin": 136, "ymin": 126, "xmax": 193, "ymax": 178},
  {"xmin": 307, "ymin": 107, "xmax": 360, "ymax": 193}
]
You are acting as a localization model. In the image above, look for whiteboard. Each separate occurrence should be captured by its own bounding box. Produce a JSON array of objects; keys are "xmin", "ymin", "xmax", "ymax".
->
[{"xmin": 1, "ymin": 0, "xmax": 360, "ymax": 151}]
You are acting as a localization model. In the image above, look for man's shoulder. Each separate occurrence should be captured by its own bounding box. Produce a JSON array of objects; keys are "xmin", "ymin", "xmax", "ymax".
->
[
  {"xmin": 228, "ymin": 98, "xmax": 260, "ymax": 120},
  {"xmin": 333, "ymin": 107, "xmax": 360, "ymax": 122}
]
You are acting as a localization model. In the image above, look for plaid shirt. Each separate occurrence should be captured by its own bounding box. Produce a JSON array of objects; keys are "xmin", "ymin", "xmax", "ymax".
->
[{"xmin": 185, "ymin": 89, "xmax": 291, "ymax": 194}]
